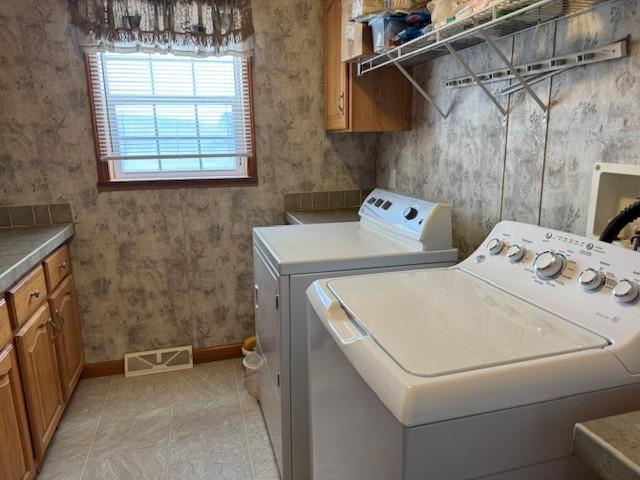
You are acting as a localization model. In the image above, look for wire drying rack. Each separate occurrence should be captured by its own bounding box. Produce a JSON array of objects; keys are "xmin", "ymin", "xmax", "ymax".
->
[{"xmin": 357, "ymin": 0, "xmax": 617, "ymax": 119}]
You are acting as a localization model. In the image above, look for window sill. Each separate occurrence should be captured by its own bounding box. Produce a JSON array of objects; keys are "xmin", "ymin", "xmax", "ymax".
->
[{"xmin": 97, "ymin": 176, "xmax": 258, "ymax": 192}]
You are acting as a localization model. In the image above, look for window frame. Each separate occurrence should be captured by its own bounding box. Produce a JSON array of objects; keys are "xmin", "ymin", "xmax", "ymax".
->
[{"xmin": 84, "ymin": 53, "xmax": 258, "ymax": 192}]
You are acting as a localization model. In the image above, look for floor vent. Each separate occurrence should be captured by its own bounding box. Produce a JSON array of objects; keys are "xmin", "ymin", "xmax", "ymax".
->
[{"xmin": 124, "ymin": 346, "xmax": 193, "ymax": 378}]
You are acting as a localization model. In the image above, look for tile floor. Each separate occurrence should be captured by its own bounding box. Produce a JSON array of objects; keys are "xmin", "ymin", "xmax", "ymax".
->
[{"xmin": 38, "ymin": 359, "xmax": 279, "ymax": 480}]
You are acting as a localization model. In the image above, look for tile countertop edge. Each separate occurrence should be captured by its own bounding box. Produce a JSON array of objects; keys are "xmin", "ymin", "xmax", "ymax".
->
[
  {"xmin": 285, "ymin": 209, "xmax": 361, "ymax": 225},
  {"xmin": 285, "ymin": 211, "xmax": 303, "ymax": 225},
  {"xmin": 574, "ymin": 422, "xmax": 640, "ymax": 480},
  {"xmin": 0, "ymin": 224, "xmax": 75, "ymax": 293}
]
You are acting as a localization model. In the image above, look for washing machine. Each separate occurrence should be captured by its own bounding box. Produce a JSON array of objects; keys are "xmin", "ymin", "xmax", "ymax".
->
[
  {"xmin": 307, "ymin": 220, "xmax": 640, "ymax": 480},
  {"xmin": 252, "ymin": 189, "xmax": 458, "ymax": 480}
]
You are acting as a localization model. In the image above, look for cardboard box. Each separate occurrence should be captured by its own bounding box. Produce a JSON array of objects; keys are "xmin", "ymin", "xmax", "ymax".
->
[
  {"xmin": 342, "ymin": 0, "xmax": 374, "ymax": 62},
  {"xmin": 351, "ymin": 0, "xmax": 385, "ymax": 21}
]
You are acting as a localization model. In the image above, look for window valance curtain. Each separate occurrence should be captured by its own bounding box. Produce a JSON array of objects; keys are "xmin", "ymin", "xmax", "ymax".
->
[{"xmin": 70, "ymin": 0, "xmax": 254, "ymax": 56}]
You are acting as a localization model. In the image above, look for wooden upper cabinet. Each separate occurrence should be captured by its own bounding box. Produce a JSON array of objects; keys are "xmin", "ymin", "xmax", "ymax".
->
[
  {"xmin": 49, "ymin": 275, "xmax": 85, "ymax": 402},
  {"xmin": 324, "ymin": 0, "xmax": 349, "ymax": 131},
  {"xmin": 324, "ymin": 0, "xmax": 412, "ymax": 132},
  {"xmin": 0, "ymin": 345, "xmax": 36, "ymax": 480},
  {"xmin": 14, "ymin": 304, "xmax": 64, "ymax": 462}
]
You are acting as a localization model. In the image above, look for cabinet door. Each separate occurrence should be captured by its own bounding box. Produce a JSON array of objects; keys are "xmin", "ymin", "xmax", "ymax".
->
[
  {"xmin": 253, "ymin": 247, "xmax": 285, "ymax": 475},
  {"xmin": 324, "ymin": 0, "xmax": 349, "ymax": 131},
  {"xmin": 49, "ymin": 274, "xmax": 85, "ymax": 402},
  {"xmin": 256, "ymin": 338, "xmax": 283, "ymax": 474},
  {"xmin": 253, "ymin": 247, "xmax": 281, "ymax": 390},
  {"xmin": 350, "ymin": 64, "xmax": 413, "ymax": 132},
  {"xmin": 0, "ymin": 345, "xmax": 35, "ymax": 480},
  {"xmin": 15, "ymin": 304, "xmax": 64, "ymax": 462}
]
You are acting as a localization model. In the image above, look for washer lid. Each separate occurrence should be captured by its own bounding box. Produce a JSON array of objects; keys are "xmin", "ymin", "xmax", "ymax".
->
[{"xmin": 327, "ymin": 269, "xmax": 609, "ymax": 377}]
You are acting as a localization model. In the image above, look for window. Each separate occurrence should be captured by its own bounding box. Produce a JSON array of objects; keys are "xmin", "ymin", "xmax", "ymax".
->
[{"xmin": 86, "ymin": 52, "xmax": 256, "ymax": 189}]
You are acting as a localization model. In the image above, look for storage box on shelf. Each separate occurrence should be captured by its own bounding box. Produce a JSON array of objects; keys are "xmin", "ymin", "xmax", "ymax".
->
[
  {"xmin": 342, "ymin": 0, "xmax": 373, "ymax": 62},
  {"xmin": 352, "ymin": 0, "xmax": 429, "ymax": 21},
  {"xmin": 325, "ymin": 0, "xmax": 413, "ymax": 132},
  {"xmin": 351, "ymin": 0, "xmax": 385, "ymax": 20},
  {"xmin": 1, "ymin": 239, "xmax": 85, "ymax": 475},
  {"xmin": 369, "ymin": 14, "xmax": 407, "ymax": 53}
]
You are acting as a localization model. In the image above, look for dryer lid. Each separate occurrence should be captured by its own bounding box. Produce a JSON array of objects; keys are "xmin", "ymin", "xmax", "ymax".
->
[{"xmin": 327, "ymin": 269, "xmax": 609, "ymax": 377}]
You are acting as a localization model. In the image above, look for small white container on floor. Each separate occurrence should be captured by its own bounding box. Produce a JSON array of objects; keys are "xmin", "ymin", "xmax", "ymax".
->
[{"xmin": 243, "ymin": 352, "xmax": 263, "ymax": 397}]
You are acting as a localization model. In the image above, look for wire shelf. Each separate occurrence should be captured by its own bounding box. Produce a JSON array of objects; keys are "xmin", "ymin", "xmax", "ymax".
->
[{"xmin": 358, "ymin": 0, "xmax": 607, "ymax": 75}]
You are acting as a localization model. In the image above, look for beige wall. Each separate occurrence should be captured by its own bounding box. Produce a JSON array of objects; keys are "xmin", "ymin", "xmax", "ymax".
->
[
  {"xmin": 0, "ymin": 0, "xmax": 377, "ymax": 362},
  {"xmin": 378, "ymin": 0, "xmax": 640, "ymax": 258}
]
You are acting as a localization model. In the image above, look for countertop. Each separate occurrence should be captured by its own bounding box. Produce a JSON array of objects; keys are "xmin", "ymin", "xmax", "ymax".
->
[
  {"xmin": 0, "ymin": 224, "xmax": 74, "ymax": 292},
  {"xmin": 574, "ymin": 411, "xmax": 640, "ymax": 480},
  {"xmin": 285, "ymin": 208, "xmax": 360, "ymax": 225}
]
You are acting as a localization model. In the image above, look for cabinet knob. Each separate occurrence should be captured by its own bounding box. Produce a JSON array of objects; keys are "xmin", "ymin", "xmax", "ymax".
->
[
  {"xmin": 338, "ymin": 91, "xmax": 345, "ymax": 115},
  {"xmin": 30, "ymin": 289, "xmax": 41, "ymax": 299},
  {"xmin": 58, "ymin": 261, "xmax": 67, "ymax": 270}
]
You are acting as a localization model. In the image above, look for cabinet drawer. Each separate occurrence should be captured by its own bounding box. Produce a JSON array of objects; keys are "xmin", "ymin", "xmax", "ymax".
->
[
  {"xmin": 0, "ymin": 300, "xmax": 11, "ymax": 349},
  {"xmin": 43, "ymin": 244, "xmax": 71, "ymax": 292},
  {"xmin": 7, "ymin": 266, "xmax": 47, "ymax": 330}
]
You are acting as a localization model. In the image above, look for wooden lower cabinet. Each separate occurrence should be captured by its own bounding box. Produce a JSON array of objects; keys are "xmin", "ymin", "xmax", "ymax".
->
[
  {"xmin": 0, "ymin": 344, "xmax": 36, "ymax": 480},
  {"xmin": 14, "ymin": 304, "xmax": 64, "ymax": 462},
  {"xmin": 49, "ymin": 274, "xmax": 85, "ymax": 402}
]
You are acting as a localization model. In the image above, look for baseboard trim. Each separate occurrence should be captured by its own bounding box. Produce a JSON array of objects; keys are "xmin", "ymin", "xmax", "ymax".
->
[
  {"xmin": 192, "ymin": 343, "xmax": 243, "ymax": 364},
  {"xmin": 81, "ymin": 359, "xmax": 124, "ymax": 378},
  {"xmin": 81, "ymin": 343, "xmax": 244, "ymax": 379}
]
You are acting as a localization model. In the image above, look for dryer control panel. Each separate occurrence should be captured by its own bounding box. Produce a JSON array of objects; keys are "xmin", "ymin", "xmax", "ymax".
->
[
  {"xmin": 359, "ymin": 189, "xmax": 453, "ymax": 252},
  {"xmin": 461, "ymin": 221, "xmax": 640, "ymax": 373}
]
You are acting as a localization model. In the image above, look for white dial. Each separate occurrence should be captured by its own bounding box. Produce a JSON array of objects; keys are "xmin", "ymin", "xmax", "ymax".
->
[
  {"xmin": 487, "ymin": 238, "xmax": 505, "ymax": 255},
  {"xmin": 506, "ymin": 245, "xmax": 526, "ymax": 263},
  {"xmin": 579, "ymin": 269, "xmax": 606, "ymax": 291},
  {"xmin": 613, "ymin": 279, "xmax": 639, "ymax": 304},
  {"xmin": 534, "ymin": 251, "xmax": 565, "ymax": 279}
]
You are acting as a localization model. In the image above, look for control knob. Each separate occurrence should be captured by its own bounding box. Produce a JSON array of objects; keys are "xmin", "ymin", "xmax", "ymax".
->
[
  {"xmin": 506, "ymin": 245, "xmax": 526, "ymax": 263},
  {"xmin": 487, "ymin": 238, "xmax": 505, "ymax": 255},
  {"xmin": 534, "ymin": 251, "xmax": 565, "ymax": 279},
  {"xmin": 403, "ymin": 207, "xmax": 418, "ymax": 220},
  {"xmin": 579, "ymin": 269, "xmax": 606, "ymax": 292},
  {"xmin": 613, "ymin": 280, "xmax": 639, "ymax": 304}
]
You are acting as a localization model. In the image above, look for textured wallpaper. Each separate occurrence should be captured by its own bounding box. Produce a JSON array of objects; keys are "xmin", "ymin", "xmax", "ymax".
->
[
  {"xmin": 0, "ymin": 0, "xmax": 377, "ymax": 362},
  {"xmin": 378, "ymin": 0, "xmax": 640, "ymax": 258}
]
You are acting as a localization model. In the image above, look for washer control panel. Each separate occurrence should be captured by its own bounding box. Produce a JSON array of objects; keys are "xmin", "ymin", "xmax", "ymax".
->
[{"xmin": 462, "ymin": 221, "xmax": 640, "ymax": 371}]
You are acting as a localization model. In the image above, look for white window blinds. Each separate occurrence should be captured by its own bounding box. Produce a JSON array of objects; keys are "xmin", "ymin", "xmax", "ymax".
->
[{"xmin": 86, "ymin": 52, "xmax": 253, "ymax": 177}]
